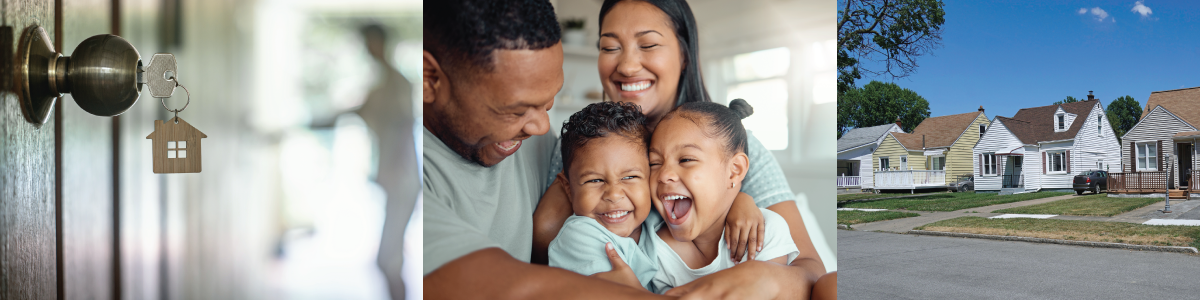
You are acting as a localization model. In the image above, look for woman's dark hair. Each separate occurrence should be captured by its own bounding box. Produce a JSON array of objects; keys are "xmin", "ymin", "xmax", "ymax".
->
[
  {"xmin": 560, "ymin": 102, "xmax": 651, "ymax": 175},
  {"xmin": 600, "ymin": 0, "xmax": 711, "ymax": 106},
  {"xmin": 667, "ymin": 99, "xmax": 754, "ymax": 156}
]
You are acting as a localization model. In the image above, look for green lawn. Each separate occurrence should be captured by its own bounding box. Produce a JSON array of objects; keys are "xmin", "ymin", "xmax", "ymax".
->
[
  {"xmin": 993, "ymin": 194, "xmax": 1161, "ymax": 217},
  {"xmin": 917, "ymin": 217, "xmax": 1200, "ymax": 249},
  {"xmin": 836, "ymin": 192, "xmax": 944, "ymax": 203},
  {"xmin": 841, "ymin": 192, "xmax": 1072, "ymax": 212},
  {"xmin": 837, "ymin": 210, "xmax": 920, "ymax": 225}
]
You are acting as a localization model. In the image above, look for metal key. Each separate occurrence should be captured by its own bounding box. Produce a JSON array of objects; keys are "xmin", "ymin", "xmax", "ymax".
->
[{"xmin": 141, "ymin": 53, "xmax": 179, "ymax": 98}]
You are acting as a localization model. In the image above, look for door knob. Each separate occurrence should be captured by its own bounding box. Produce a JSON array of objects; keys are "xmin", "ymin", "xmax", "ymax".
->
[{"xmin": 17, "ymin": 25, "xmax": 143, "ymax": 125}]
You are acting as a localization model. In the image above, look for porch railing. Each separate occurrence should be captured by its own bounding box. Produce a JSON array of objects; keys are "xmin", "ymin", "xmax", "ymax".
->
[
  {"xmin": 874, "ymin": 170, "xmax": 946, "ymax": 189},
  {"xmin": 1109, "ymin": 171, "xmax": 1168, "ymax": 193},
  {"xmin": 1002, "ymin": 174, "xmax": 1023, "ymax": 188},
  {"xmin": 836, "ymin": 175, "xmax": 861, "ymax": 187}
]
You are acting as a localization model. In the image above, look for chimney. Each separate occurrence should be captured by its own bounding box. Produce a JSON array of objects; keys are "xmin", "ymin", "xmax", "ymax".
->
[
  {"xmin": 1088, "ymin": 91, "xmax": 1094, "ymax": 101},
  {"xmin": 978, "ymin": 105, "xmax": 984, "ymax": 112},
  {"xmin": 895, "ymin": 116, "xmax": 902, "ymax": 128}
]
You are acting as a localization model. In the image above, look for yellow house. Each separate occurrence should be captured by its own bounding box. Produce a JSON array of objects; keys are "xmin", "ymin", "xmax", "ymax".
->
[{"xmin": 872, "ymin": 107, "xmax": 990, "ymax": 190}]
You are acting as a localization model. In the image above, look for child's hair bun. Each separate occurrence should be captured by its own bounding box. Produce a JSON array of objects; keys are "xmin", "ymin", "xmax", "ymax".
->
[{"xmin": 729, "ymin": 98, "xmax": 754, "ymax": 120}]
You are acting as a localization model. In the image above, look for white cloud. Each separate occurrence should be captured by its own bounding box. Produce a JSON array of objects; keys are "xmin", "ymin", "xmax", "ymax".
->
[
  {"xmin": 1078, "ymin": 8, "xmax": 1088, "ymax": 14},
  {"xmin": 1132, "ymin": 1, "xmax": 1153, "ymax": 17},
  {"xmin": 1090, "ymin": 7, "xmax": 1109, "ymax": 21}
]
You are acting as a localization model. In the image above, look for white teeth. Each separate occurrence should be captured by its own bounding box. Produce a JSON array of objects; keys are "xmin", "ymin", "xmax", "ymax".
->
[
  {"xmin": 496, "ymin": 140, "xmax": 521, "ymax": 151},
  {"xmin": 603, "ymin": 211, "xmax": 629, "ymax": 219},
  {"xmin": 620, "ymin": 81, "xmax": 650, "ymax": 92},
  {"xmin": 664, "ymin": 195, "xmax": 687, "ymax": 201}
]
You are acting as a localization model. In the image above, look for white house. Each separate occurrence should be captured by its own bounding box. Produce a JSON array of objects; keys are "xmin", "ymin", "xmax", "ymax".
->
[
  {"xmin": 972, "ymin": 95, "xmax": 1121, "ymax": 193},
  {"xmin": 837, "ymin": 123, "xmax": 903, "ymax": 190}
]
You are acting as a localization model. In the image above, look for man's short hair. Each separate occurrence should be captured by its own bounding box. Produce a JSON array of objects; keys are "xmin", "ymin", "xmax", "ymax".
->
[
  {"xmin": 425, "ymin": 0, "xmax": 561, "ymax": 75},
  {"xmin": 560, "ymin": 102, "xmax": 650, "ymax": 176}
]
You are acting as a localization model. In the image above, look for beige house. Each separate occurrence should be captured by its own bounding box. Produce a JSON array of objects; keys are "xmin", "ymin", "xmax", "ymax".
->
[{"xmin": 872, "ymin": 107, "xmax": 990, "ymax": 190}]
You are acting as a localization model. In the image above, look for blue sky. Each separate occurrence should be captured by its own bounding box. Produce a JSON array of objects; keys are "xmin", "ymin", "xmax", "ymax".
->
[{"xmin": 852, "ymin": 1, "xmax": 1200, "ymax": 120}]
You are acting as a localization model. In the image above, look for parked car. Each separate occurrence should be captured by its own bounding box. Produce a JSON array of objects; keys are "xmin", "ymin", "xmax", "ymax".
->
[
  {"xmin": 948, "ymin": 174, "xmax": 974, "ymax": 192},
  {"xmin": 1072, "ymin": 170, "xmax": 1108, "ymax": 195}
]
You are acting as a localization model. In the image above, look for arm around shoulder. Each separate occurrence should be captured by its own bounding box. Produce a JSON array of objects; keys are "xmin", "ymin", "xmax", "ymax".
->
[{"xmin": 426, "ymin": 248, "xmax": 673, "ymax": 300}]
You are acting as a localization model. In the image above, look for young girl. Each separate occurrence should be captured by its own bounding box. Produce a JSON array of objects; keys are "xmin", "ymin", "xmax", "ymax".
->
[{"xmin": 646, "ymin": 99, "xmax": 798, "ymax": 293}]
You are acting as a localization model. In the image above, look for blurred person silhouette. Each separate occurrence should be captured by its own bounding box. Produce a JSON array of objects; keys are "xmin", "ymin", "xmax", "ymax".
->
[{"xmin": 355, "ymin": 23, "xmax": 420, "ymax": 299}]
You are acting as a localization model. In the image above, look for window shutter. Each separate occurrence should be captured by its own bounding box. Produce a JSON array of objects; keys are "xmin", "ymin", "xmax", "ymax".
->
[
  {"xmin": 1130, "ymin": 142, "xmax": 1136, "ymax": 172},
  {"xmin": 978, "ymin": 154, "xmax": 982, "ymax": 176},
  {"xmin": 1158, "ymin": 140, "xmax": 1164, "ymax": 171},
  {"xmin": 1042, "ymin": 151, "xmax": 1047, "ymax": 174},
  {"xmin": 1066, "ymin": 150, "xmax": 1071, "ymax": 173}
]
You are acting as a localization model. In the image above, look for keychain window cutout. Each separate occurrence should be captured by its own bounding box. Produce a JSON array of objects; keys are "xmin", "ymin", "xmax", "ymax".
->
[{"xmin": 166, "ymin": 140, "xmax": 188, "ymax": 158}]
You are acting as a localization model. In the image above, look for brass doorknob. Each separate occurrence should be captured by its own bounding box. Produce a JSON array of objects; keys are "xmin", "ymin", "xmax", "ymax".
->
[{"xmin": 17, "ymin": 25, "xmax": 143, "ymax": 125}]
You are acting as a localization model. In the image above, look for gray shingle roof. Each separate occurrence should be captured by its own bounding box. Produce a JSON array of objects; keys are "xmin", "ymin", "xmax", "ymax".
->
[{"xmin": 838, "ymin": 123, "xmax": 900, "ymax": 152}]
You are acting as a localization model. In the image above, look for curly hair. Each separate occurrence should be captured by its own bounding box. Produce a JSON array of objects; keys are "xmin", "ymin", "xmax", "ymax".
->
[
  {"xmin": 425, "ymin": 0, "xmax": 562, "ymax": 75},
  {"xmin": 666, "ymin": 99, "xmax": 754, "ymax": 156},
  {"xmin": 560, "ymin": 101, "xmax": 651, "ymax": 175}
]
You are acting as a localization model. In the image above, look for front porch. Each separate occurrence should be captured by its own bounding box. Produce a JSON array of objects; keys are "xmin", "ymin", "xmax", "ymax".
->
[{"xmin": 874, "ymin": 170, "xmax": 947, "ymax": 190}]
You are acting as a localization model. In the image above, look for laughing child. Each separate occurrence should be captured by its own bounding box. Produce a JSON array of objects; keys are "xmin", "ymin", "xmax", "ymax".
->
[
  {"xmin": 646, "ymin": 99, "xmax": 799, "ymax": 293},
  {"xmin": 546, "ymin": 101, "xmax": 767, "ymax": 292}
]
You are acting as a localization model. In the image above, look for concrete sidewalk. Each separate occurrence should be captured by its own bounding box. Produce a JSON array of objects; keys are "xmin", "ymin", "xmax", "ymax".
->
[
  {"xmin": 849, "ymin": 194, "xmax": 1200, "ymax": 233},
  {"xmin": 850, "ymin": 194, "xmax": 1078, "ymax": 232}
]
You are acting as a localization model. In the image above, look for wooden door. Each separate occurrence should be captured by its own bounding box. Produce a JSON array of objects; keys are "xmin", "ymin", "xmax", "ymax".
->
[{"xmin": 0, "ymin": 0, "xmax": 119, "ymax": 299}]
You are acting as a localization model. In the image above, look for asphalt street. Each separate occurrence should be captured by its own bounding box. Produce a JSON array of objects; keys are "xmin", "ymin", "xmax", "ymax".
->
[{"xmin": 839, "ymin": 230, "xmax": 1200, "ymax": 299}]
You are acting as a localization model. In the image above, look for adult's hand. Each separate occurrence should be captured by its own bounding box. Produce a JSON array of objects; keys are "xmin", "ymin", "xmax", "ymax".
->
[
  {"xmin": 811, "ymin": 272, "xmax": 837, "ymax": 300},
  {"xmin": 663, "ymin": 260, "xmax": 803, "ymax": 300},
  {"xmin": 426, "ymin": 248, "xmax": 674, "ymax": 299},
  {"xmin": 590, "ymin": 242, "xmax": 644, "ymax": 290}
]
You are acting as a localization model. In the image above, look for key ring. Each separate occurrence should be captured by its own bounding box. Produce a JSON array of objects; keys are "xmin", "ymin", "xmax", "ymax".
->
[{"xmin": 160, "ymin": 79, "xmax": 191, "ymax": 121}]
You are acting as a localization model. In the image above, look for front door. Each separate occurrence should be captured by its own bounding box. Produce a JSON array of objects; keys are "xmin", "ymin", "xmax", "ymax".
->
[{"xmin": 1179, "ymin": 142, "xmax": 1193, "ymax": 188}]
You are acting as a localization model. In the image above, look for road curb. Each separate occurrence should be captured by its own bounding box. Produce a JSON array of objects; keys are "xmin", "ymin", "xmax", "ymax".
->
[
  {"xmin": 907, "ymin": 230, "xmax": 1200, "ymax": 254},
  {"xmin": 838, "ymin": 224, "xmax": 851, "ymax": 230}
]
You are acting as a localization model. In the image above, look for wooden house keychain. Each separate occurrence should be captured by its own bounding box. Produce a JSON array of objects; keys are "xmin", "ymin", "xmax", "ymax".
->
[{"xmin": 143, "ymin": 54, "xmax": 207, "ymax": 173}]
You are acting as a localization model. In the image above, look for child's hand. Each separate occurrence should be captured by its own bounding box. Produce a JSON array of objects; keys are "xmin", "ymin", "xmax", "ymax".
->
[
  {"xmin": 724, "ymin": 192, "xmax": 764, "ymax": 263},
  {"xmin": 591, "ymin": 242, "xmax": 645, "ymax": 290}
]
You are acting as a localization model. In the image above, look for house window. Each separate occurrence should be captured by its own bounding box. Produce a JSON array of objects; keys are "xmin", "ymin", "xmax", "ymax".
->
[
  {"xmin": 1137, "ymin": 142, "xmax": 1157, "ymax": 171},
  {"xmin": 1097, "ymin": 115, "xmax": 1102, "ymax": 136},
  {"xmin": 880, "ymin": 157, "xmax": 890, "ymax": 170},
  {"xmin": 167, "ymin": 140, "xmax": 187, "ymax": 159},
  {"xmin": 1048, "ymin": 151, "xmax": 1065, "ymax": 172},
  {"xmin": 930, "ymin": 156, "xmax": 945, "ymax": 170},
  {"xmin": 1058, "ymin": 114, "xmax": 1065, "ymax": 130},
  {"xmin": 979, "ymin": 124, "xmax": 986, "ymax": 138},
  {"xmin": 983, "ymin": 153, "xmax": 997, "ymax": 175},
  {"xmin": 900, "ymin": 156, "xmax": 908, "ymax": 170}
]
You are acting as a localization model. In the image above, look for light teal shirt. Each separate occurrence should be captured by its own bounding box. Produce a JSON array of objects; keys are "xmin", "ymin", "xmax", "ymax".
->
[
  {"xmin": 547, "ymin": 131, "xmax": 794, "ymax": 208},
  {"xmin": 548, "ymin": 215, "xmax": 660, "ymax": 291},
  {"xmin": 423, "ymin": 128, "xmax": 557, "ymax": 275},
  {"xmin": 645, "ymin": 208, "xmax": 798, "ymax": 294}
]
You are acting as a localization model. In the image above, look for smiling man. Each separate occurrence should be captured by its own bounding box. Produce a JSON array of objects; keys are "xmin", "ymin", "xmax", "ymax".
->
[{"xmin": 422, "ymin": 0, "xmax": 671, "ymax": 299}]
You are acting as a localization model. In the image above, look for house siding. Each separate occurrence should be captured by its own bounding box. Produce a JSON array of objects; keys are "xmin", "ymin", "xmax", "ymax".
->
[
  {"xmin": 1039, "ymin": 141, "xmax": 1076, "ymax": 189},
  {"xmin": 945, "ymin": 113, "xmax": 990, "ymax": 185},
  {"xmin": 1120, "ymin": 107, "xmax": 1196, "ymax": 180},
  {"xmin": 838, "ymin": 126, "xmax": 904, "ymax": 189},
  {"xmin": 1072, "ymin": 103, "xmax": 1123, "ymax": 175},
  {"xmin": 972, "ymin": 119, "xmax": 1024, "ymax": 191},
  {"xmin": 872, "ymin": 134, "xmax": 923, "ymax": 171}
]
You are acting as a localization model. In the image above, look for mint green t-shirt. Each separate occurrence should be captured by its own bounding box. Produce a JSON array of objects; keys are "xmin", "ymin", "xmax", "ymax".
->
[
  {"xmin": 422, "ymin": 128, "xmax": 557, "ymax": 275},
  {"xmin": 548, "ymin": 215, "xmax": 660, "ymax": 291}
]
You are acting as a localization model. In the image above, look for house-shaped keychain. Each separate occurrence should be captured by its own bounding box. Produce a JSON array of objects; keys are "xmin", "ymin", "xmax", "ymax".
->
[{"xmin": 146, "ymin": 117, "xmax": 207, "ymax": 173}]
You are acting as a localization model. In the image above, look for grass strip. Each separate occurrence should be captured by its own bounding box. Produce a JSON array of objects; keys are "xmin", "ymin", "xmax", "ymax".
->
[
  {"xmin": 841, "ymin": 192, "xmax": 1071, "ymax": 212},
  {"xmin": 916, "ymin": 216, "xmax": 1200, "ymax": 249},
  {"xmin": 993, "ymin": 194, "xmax": 1160, "ymax": 217},
  {"xmin": 837, "ymin": 210, "xmax": 920, "ymax": 225}
]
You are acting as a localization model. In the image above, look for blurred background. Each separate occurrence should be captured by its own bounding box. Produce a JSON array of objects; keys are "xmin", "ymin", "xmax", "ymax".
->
[
  {"xmin": 0, "ymin": 0, "xmax": 421, "ymax": 299},
  {"xmin": 549, "ymin": 0, "xmax": 837, "ymax": 272}
]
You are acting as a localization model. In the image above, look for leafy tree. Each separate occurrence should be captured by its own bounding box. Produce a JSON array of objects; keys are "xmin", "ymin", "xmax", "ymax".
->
[
  {"xmin": 1106, "ymin": 95, "xmax": 1142, "ymax": 141},
  {"xmin": 839, "ymin": 81, "xmax": 931, "ymax": 136},
  {"xmin": 1053, "ymin": 96, "xmax": 1080, "ymax": 105},
  {"xmin": 837, "ymin": 0, "xmax": 946, "ymax": 95}
]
